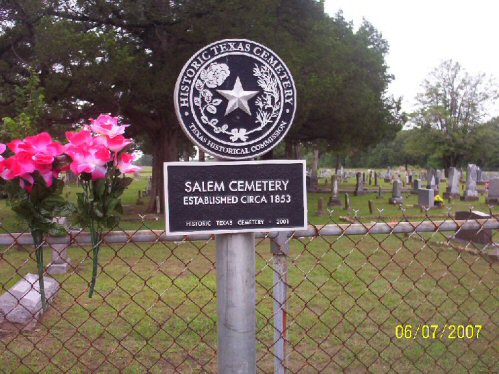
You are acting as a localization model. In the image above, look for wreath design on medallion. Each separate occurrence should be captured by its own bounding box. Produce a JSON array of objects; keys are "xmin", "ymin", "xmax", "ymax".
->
[
  {"xmin": 252, "ymin": 64, "xmax": 281, "ymax": 131},
  {"xmin": 193, "ymin": 62, "xmax": 281, "ymax": 143}
]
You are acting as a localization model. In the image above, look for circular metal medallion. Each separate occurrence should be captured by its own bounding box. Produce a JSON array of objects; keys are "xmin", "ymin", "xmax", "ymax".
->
[{"xmin": 174, "ymin": 39, "xmax": 297, "ymax": 159}]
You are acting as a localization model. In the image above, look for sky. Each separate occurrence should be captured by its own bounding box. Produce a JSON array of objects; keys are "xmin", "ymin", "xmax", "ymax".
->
[{"xmin": 324, "ymin": 0, "xmax": 499, "ymax": 116}]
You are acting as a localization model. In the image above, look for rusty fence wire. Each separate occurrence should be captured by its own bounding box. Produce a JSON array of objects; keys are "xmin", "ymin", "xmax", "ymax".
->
[{"xmin": 0, "ymin": 213, "xmax": 498, "ymax": 373}]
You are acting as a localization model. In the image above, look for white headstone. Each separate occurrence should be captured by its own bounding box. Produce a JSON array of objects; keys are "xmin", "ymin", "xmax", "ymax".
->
[{"xmin": 0, "ymin": 274, "xmax": 59, "ymax": 325}]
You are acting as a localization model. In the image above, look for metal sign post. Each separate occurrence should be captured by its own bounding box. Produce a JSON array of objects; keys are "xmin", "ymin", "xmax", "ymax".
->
[
  {"xmin": 216, "ymin": 232, "xmax": 256, "ymax": 373},
  {"xmin": 173, "ymin": 39, "xmax": 297, "ymax": 373}
]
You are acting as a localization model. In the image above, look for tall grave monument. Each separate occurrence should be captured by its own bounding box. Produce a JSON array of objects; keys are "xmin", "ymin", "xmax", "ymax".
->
[
  {"xmin": 444, "ymin": 167, "xmax": 460, "ymax": 199},
  {"xmin": 354, "ymin": 172, "xmax": 365, "ymax": 196},
  {"xmin": 462, "ymin": 164, "xmax": 479, "ymax": 201},
  {"xmin": 328, "ymin": 175, "xmax": 342, "ymax": 207},
  {"xmin": 173, "ymin": 39, "xmax": 301, "ymax": 373}
]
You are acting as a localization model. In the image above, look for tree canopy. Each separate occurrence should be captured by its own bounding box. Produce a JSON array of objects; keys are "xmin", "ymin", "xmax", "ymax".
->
[
  {"xmin": 1, "ymin": 0, "xmax": 399, "ymax": 211},
  {"xmin": 410, "ymin": 59, "xmax": 498, "ymax": 168}
]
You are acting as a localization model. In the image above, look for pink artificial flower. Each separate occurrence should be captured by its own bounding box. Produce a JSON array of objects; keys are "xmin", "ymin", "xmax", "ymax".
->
[
  {"xmin": 66, "ymin": 130, "xmax": 93, "ymax": 146},
  {"xmin": 0, "ymin": 134, "xmax": 65, "ymax": 189},
  {"xmin": 11, "ymin": 132, "xmax": 64, "ymax": 158},
  {"xmin": 0, "ymin": 153, "xmax": 36, "ymax": 180},
  {"xmin": 106, "ymin": 135, "xmax": 132, "ymax": 153},
  {"xmin": 69, "ymin": 145, "xmax": 112, "ymax": 180},
  {"xmin": 117, "ymin": 152, "xmax": 140, "ymax": 174},
  {"xmin": 7, "ymin": 139, "xmax": 23, "ymax": 153},
  {"xmin": 65, "ymin": 130, "xmax": 109, "ymax": 158},
  {"xmin": 7, "ymin": 133, "xmax": 64, "ymax": 174},
  {"xmin": 90, "ymin": 114, "xmax": 129, "ymax": 139},
  {"xmin": 0, "ymin": 143, "xmax": 5, "ymax": 163}
]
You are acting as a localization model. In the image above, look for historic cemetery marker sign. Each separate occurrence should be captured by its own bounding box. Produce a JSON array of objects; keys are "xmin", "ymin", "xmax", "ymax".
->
[
  {"xmin": 164, "ymin": 160, "xmax": 306, "ymax": 235},
  {"xmin": 174, "ymin": 39, "xmax": 297, "ymax": 159}
]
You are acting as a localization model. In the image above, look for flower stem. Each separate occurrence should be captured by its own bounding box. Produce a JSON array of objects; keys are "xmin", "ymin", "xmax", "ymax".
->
[
  {"xmin": 88, "ymin": 239, "xmax": 99, "ymax": 298},
  {"xmin": 32, "ymin": 230, "xmax": 47, "ymax": 311}
]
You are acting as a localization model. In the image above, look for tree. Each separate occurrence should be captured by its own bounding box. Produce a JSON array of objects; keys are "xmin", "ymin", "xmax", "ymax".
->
[
  {"xmin": 1, "ymin": 0, "xmax": 326, "ymax": 211},
  {"xmin": 1, "ymin": 1, "xmax": 399, "ymax": 212},
  {"xmin": 411, "ymin": 60, "xmax": 498, "ymax": 168},
  {"xmin": 469, "ymin": 118, "xmax": 499, "ymax": 169}
]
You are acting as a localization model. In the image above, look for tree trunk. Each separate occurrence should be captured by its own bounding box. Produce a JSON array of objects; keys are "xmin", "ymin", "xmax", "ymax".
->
[
  {"xmin": 294, "ymin": 142, "xmax": 302, "ymax": 160},
  {"xmin": 285, "ymin": 140, "xmax": 293, "ymax": 159},
  {"xmin": 148, "ymin": 128, "xmax": 178, "ymax": 213},
  {"xmin": 182, "ymin": 147, "xmax": 189, "ymax": 161},
  {"xmin": 311, "ymin": 143, "xmax": 319, "ymax": 190}
]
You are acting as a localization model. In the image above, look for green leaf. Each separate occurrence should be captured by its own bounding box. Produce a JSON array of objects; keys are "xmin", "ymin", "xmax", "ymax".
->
[
  {"xmin": 93, "ymin": 178, "xmax": 106, "ymax": 198},
  {"xmin": 105, "ymin": 216, "xmax": 119, "ymax": 229},
  {"xmin": 48, "ymin": 224, "xmax": 67, "ymax": 237},
  {"xmin": 92, "ymin": 202, "xmax": 104, "ymax": 218},
  {"xmin": 40, "ymin": 195, "xmax": 66, "ymax": 212},
  {"xmin": 112, "ymin": 177, "xmax": 133, "ymax": 196},
  {"xmin": 114, "ymin": 201, "xmax": 123, "ymax": 215}
]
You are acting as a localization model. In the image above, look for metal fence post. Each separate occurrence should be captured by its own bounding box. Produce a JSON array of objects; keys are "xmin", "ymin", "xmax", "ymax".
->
[
  {"xmin": 216, "ymin": 232, "xmax": 256, "ymax": 373},
  {"xmin": 271, "ymin": 231, "xmax": 290, "ymax": 374}
]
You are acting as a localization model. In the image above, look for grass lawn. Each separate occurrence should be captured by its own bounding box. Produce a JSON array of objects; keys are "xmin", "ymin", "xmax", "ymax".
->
[
  {"xmin": 0, "ymin": 167, "xmax": 497, "ymax": 372},
  {"xmin": 0, "ymin": 167, "xmax": 496, "ymax": 232},
  {"xmin": 0, "ymin": 233, "xmax": 497, "ymax": 372}
]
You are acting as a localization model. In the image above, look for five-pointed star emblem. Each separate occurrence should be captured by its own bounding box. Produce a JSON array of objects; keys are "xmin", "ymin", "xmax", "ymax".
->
[{"xmin": 216, "ymin": 77, "xmax": 259, "ymax": 116}]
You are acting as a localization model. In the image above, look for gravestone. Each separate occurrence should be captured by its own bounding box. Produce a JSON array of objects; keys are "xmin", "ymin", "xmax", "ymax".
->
[
  {"xmin": 454, "ymin": 211, "xmax": 492, "ymax": 245},
  {"xmin": 425, "ymin": 168, "xmax": 433, "ymax": 187},
  {"xmin": 344, "ymin": 193, "xmax": 350, "ymax": 210},
  {"xmin": 368, "ymin": 171, "xmax": 372, "ymax": 186},
  {"xmin": 384, "ymin": 167, "xmax": 392, "ymax": 183},
  {"xmin": 328, "ymin": 175, "xmax": 341, "ymax": 207},
  {"xmin": 404, "ymin": 173, "xmax": 409, "ymax": 186},
  {"xmin": 408, "ymin": 171, "xmax": 413, "ymax": 184},
  {"xmin": 136, "ymin": 190, "xmax": 144, "ymax": 205},
  {"xmin": 436, "ymin": 169, "xmax": 442, "ymax": 185},
  {"xmin": 368, "ymin": 200, "xmax": 375, "ymax": 214},
  {"xmin": 315, "ymin": 197, "xmax": 325, "ymax": 216},
  {"xmin": 47, "ymin": 244, "xmax": 71, "ymax": 275},
  {"xmin": 376, "ymin": 185, "xmax": 382, "ymax": 199},
  {"xmin": 0, "ymin": 274, "xmax": 59, "ymax": 326},
  {"xmin": 444, "ymin": 167, "xmax": 460, "ymax": 199},
  {"xmin": 374, "ymin": 172, "xmax": 379, "ymax": 186},
  {"xmin": 486, "ymin": 178, "xmax": 499, "ymax": 204},
  {"xmin": 388, "ymin": 180, "xmax": 403, "ymax": 204},
  {"xmin": 47, "ymin": 217, "xmax": 71, "ymax": 275},
  {"xmin": 462, "ymin": 164, "xmax": 479, "ymax": 201},
  {"xmin": 362, "ymin": 172, "xmax": 366, "ymax": 183},
  {"xmin": 354, "ymin": 172, "xmax": 365, "ymax": 196},
  {"xmin": 427, "ymin": 168, "xmax": 438, "ymax": 192},
  {"xmin": 412, "ymin": 179, "xmax": 422, "ymax": 194},
  {"xmin": 476, "ymin": 167, "xmax": 484, "ymax": 185},
  {"xmin": 418, "ymin": 188, "xmax": 434, "ymax": 209}
]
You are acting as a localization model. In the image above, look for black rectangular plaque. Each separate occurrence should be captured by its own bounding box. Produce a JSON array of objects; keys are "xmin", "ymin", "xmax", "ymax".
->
[{"xmin": 164, "ymin": 160, "xmax": 307, "ymax": 235}]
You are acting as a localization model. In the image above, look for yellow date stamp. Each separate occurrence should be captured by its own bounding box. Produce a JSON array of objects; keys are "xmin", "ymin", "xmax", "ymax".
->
[{"xmin": 395, "ymin": 324, "xmax": 482, "ymax": 339}]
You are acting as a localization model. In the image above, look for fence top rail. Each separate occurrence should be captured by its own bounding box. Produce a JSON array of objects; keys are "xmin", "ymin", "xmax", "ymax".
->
[{"xmin": 0, "ymin": 218, "xmax": 497, "ymax": 246}]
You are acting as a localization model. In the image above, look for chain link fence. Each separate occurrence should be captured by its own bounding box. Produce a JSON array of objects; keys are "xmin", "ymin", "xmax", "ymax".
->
[{"xmin": 0, "ymin": 212, "xmax": 498, "ymax": 373}]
